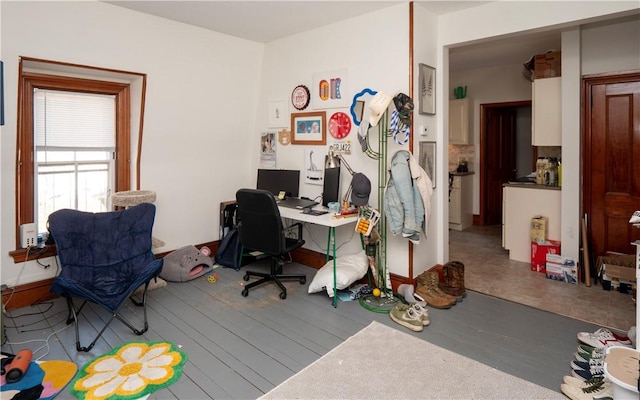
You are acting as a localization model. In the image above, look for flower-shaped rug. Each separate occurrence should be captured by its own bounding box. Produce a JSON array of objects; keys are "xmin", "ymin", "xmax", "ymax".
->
[{"xmin": 69, "ymin": 341, "xmax": 187, "ymax": 400}]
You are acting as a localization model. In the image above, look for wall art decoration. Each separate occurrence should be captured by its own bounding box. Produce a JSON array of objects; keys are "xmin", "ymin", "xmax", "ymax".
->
[
  {"xmin": 349, "ymin": 88, "xmax": 377, "ymax": 126},
  {"xmin": 419, "ymin": 141, "xmax": 436, "ymax": 188},
  {"xmin": 277, "ymin": 128, "xmax": 291, "ymax": 146},
  {"xmin": 304, "ymin": 148, "xmax": 324, "ymax": 185},
  {"xmin": 260, "ymin": 131, "xmax": 277, "ymax": 168},
  {"xmin": 312, "ymin": 69, "xmax": 349, "ymax": 109},
  {"xmin": 291, "ymin": 84, "xmax": 310, "ymax": 111},
  {"xmin": 419, "ymin": 63, "xmax": 436, "ymax": 115},
  {"xmin": 291, "ymin": 111, "xmax": 326, "ymax": 145},
  {"xmin": 267, "ymin": 100, "xmax": 288, "ymax": 128}
]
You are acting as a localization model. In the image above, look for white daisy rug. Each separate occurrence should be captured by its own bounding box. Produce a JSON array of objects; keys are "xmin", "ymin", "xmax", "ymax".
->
[{"xmin": 69, "ymin": 341, "xmax": 187, "ymax": 400}]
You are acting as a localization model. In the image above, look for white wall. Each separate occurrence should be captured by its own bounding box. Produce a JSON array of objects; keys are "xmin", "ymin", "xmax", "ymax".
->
[
  {"xmin": 1, "ymin": 1, "xmax": 264, "ymax": 286},
  {"xmin": 450, "ymin": 63, "xmax": 533, "ymax": 215},
  {"xmin": 412, "ymin": 4, "xmax": 441, "ymax": 275},
  {"xmin": 258, "ymin": 3, "xmax": 417, "ymax": 277}
]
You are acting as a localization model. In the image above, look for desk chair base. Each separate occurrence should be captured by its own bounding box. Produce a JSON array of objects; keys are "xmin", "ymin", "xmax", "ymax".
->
[{"xmin": 241, "ymin": 259, "xmax": 306, "ymax": 300}]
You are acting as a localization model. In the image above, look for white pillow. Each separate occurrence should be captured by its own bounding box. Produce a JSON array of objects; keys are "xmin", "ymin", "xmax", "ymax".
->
[{"xmin": 308, "ymin": 250, "xmax": 369, "ymax": 297}]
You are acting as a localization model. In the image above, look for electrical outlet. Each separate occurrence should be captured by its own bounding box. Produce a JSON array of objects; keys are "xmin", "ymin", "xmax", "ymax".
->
[{"xmin": 20, "ymin": 223, "xmax": 37, "ymax": 248}]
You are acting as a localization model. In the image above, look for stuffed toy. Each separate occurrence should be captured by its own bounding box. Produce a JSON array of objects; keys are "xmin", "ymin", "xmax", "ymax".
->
[{"xmin": 160, "ymin": 245, "xmax": 214, "ymax": 282}]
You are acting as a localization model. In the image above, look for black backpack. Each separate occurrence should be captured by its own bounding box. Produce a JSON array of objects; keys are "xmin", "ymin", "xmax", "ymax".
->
[{"xmin": 215, "ymin": 228, "xmax": 242, "ymax": 270}]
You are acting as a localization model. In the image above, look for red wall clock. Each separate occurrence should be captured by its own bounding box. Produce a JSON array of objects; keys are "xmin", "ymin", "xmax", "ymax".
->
[{"xmin": 328, "ymin": 111, "xmax": 352, "ymax": 139}]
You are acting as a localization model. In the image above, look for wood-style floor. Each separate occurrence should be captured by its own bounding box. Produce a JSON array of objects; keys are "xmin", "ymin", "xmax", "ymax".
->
[
  {"xmin": 2, "ymin": 256, "xmax": 608, "ymax": 399},
  {"xmin": 450, "ymin": 224, "xmax": 636, "ymax": 332}
]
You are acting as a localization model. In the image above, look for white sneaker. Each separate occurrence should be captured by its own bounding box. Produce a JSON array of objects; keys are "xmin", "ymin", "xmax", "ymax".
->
[
  {"xmin": 576, "ymin": 328, "xmax": 632, "ymax": 348},
  {"xmin": 560, "ymin": 380, "xmax": 612, "ymax": 400},
  {"xmin": 562, "ymin": 375, "xmax": 608, "ymax": 389}
]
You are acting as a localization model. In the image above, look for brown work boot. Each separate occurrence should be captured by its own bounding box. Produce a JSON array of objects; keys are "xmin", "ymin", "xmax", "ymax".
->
[
  {"xmin": 425, "ymin": 271, "xmax": 458, "ymax": 305},
  {"xmin": 415, "ymin": 271, "xmax": 456, "ymax": 309},
  {"xmin": 440, "ymin": 261, "xmax": 466, "ymax": 300}
]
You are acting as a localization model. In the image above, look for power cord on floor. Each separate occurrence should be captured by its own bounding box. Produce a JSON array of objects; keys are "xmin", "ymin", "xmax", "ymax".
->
[{"xmin": 5, "ymin": 323, "xmax": 71, "ymax": 361}]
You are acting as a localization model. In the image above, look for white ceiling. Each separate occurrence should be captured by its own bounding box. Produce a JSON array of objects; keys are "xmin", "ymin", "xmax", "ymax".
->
[{"xmin": 105, "ymin": 1, "xmax": 560, "ymax": 71}]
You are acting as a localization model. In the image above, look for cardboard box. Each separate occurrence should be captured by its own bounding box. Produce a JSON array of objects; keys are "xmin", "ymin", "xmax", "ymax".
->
[
  {"xmin": 531, "ymin": 240, "xmax": 560, "ymax": 272},
  {"xmin": 530, "ymin": 215, "xmax": 548, "ymax": 243},
  {"xmin": 600, "ymin": 274, "xmax": 636, "ymax": 294},
  {"xmin": 545, "ymin": 254, "xmax": 577, "ymax": 284},
  {"xmin": 534, "ymin": 51, "xmax": 561, "ymax": 78}
]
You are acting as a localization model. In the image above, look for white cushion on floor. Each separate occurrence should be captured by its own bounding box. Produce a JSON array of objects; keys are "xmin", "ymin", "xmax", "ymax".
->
[{"xmin": 308, "ymin": 250, "xmax": 368, "ymax": 297}]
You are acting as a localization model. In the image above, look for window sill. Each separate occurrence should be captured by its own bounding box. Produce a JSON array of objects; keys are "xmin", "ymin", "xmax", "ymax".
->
[{"xmin": 9, "ymin": 245, "xmax": 57, "ymax": 263}]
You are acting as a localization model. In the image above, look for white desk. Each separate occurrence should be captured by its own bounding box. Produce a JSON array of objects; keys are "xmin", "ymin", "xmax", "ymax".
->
[{"xmin": 278, "ymin": 205, "xmax": 358, "ymax": 307}]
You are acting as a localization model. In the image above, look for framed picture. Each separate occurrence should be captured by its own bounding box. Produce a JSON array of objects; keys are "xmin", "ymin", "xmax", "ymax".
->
[
  {"xmin": 419, "ymin": 63, "xmax": 435, "ymax": 115},
  {"xmin": 419, "ymin": 141, "xmax": 436, "ymax": 188},
  {"xmin": 291, "ymin": 111, "xmax": 326, "ymax": 145},
  {"xmin": 267, "ymin": 100, "xmax": 288, "ymax": 128}
]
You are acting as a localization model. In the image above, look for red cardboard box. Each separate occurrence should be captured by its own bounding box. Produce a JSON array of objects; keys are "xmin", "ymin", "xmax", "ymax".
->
[{"xmin": 531, "ymin": 240, "xmax": 561, "ymax": 272}]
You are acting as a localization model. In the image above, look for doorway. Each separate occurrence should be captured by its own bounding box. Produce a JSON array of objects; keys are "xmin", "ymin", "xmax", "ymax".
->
[{"xmin": 478, "ymin": 101, "xmax": 533, "ymax": 226}]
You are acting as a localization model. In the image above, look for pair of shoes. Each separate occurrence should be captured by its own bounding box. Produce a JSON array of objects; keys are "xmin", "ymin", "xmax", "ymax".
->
[
  {"xmin": 415, "ymin": 271, "xmax": 456, "ymax": 309},
  {"xmin": 439, "ymin": 261, "xmax": 466, "ymax": 300},
  {"xmin": 570, "ymin": 358, "xmax": 604, "ymax": 372},
  {"xmin": 577, "ymin": 327, "xmax": 633, "ymax": 348},
  {"xmin": 389, "ymin": 304, "xmax": 424, "ymax": 332},
  {"xmin": 561, "ymin": 375, "xmax": 613, "ymax": 400},
  {"xmin": 574, "ymin": 346, "xmax": 604, "ymax": 363},
  {"xmin": 571, "ymin": 360, "xmax": 605, "ymax": 381}
]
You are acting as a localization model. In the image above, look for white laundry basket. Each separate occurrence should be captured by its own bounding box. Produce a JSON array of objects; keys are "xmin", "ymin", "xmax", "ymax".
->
[{"xmin": 604, "ymin": 346, "xmax": 639, "ymax": 399}]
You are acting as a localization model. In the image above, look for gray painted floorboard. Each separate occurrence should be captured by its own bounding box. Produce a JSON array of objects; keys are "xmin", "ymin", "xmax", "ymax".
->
[{"xmin": 2, "ymin": 259, "xmax": 604, "ymax": 399}]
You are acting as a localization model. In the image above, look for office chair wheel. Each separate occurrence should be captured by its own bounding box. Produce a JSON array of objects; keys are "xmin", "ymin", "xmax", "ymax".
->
[
  {"xmin": 300, "ymin": 278, "xmax": 306, "ymax": 284},
  {"xmin": 279, "ymin": 291, "xmax": 286, "ymax": 300},
  {"xmin": 241, "ymin": 288, "xmax": 249, "ymax": 297},
  {"xmin": 243, "ymin": 274, "xmax": 250, "ymax": 281}
]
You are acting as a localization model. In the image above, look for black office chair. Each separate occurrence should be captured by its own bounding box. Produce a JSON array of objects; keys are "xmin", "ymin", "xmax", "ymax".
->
[{"xmin": 235, "ymin": 188, "xmax": 306, "ymax": 299}]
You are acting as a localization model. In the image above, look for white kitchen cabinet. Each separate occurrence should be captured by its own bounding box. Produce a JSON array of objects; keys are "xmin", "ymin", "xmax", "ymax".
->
[
  {"xmin": 449, "ymin": 98, "xmax": 471, "ymax": 145},
  {"xmin": 502, "ymin": 185, "xmax": 561, "ymax": 262},
  {"xmin": 532, "ymin": 77, "xmax": 561, "ymax": 146},
  {"xmin": 449, "ymin": 174, "xmax": 473, "ymax": 231}
]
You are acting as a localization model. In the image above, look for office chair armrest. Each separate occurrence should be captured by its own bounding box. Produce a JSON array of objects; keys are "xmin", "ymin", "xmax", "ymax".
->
[{"xmin": 285, "ymin": 222, "xmax": 304, "ymax": 240}]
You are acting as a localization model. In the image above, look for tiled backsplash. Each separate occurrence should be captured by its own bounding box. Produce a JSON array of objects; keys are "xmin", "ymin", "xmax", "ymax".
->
[{"xmin": 449, "ymin": 144, "xmax": 475, "ymax": 172}]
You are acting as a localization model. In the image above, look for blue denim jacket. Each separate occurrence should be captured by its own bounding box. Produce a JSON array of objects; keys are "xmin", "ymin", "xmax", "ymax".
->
[{"xmin": 384, "ymin": 150, "xmax": 430, "ymax": 242}]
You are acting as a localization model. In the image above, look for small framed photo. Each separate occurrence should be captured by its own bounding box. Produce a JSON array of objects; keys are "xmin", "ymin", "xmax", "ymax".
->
[
  {"xmin": 419, "ymin": 141, "xmax": 436, "ymax": 188},
  {"xmin": 419, "ymin": 63, "xmax": 436, "ymax": 115},
  {"xmin": 291, "ymin": 111, "xmax": 326, "ymax": 145},
  {"xmin": 267, "ymin": 100, "xmax": 288, "ymax": 128}
]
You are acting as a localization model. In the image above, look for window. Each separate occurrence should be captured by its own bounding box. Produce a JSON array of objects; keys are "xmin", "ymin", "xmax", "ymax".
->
[
  {"xmin": 34, "ymin": 89, "xmax": 116, "ymax": 233},
  {"xmin": 13, "ymin": 57, "xmax": 145, "ymax": 257}
]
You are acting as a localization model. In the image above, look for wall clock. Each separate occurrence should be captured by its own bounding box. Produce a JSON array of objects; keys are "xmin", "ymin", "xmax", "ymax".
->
[
  {"xmin": 328, "ymin": 111, "xmax": 352, "ymax": 139},
  {"xmin": 291, "ymin": 85, "xmax": 310, "ymax": 111}
]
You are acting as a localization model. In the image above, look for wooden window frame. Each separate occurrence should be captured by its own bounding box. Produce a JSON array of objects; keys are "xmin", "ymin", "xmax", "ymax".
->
[{"xmin": 12, "ymin": 64, "xmax": 133, "ymax": 261}]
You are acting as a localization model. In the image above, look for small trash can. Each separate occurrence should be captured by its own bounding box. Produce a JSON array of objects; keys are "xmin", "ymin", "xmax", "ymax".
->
[{"xmin": 604, "ymin": 346, "xmax": 639, "ymax": 399}]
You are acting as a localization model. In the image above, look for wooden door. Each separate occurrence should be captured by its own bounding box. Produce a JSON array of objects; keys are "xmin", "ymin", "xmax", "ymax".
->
[
  {"xmin": 584, "ymin": 72, "xmax": 640, "ymax": 257},
  {"xmin": 484, "ymin": 108, "xmax": 517, "ymax": 225}
]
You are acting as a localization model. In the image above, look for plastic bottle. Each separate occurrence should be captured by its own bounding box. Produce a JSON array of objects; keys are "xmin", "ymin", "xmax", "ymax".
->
[
  {"xmin": 557, "ymin": 158, "xmax": 562, "ymax": 187},
  {"xmin": 547, "ymin": 158, "xmax": 558, "ymax": 187}
]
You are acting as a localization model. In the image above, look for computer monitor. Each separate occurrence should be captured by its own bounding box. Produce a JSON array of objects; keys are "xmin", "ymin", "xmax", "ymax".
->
[
  {"xmin": 256, "ymin": 169, "xmax": 300, "ymax": 198},
  {"xmin": 322, "ymin": 167, "xmax": 340, "ymax": 207}
]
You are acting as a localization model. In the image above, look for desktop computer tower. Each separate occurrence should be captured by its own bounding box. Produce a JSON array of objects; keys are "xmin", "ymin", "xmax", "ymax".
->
[{"xmin": 322, "ymin": 167, "xmax": 340, "ymax": 207}]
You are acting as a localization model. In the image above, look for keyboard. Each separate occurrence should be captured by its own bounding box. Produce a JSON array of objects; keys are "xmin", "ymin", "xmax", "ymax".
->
[{"xmin": 277, "ymin": 197, "xmax": 319, "ymax": 209}]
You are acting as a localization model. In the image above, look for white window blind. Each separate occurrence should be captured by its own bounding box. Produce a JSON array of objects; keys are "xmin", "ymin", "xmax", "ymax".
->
[{"xmin": 34, "ymin": 89, "xmax": 115, "ymax": 150}]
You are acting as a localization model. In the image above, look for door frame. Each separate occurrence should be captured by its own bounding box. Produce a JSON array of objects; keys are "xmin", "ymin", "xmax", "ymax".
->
[
  {"xmin": 478, "ymin": 100, "xmax": 532, "ymax": 225},
  {"xmin": 582, "ymin": 70, "xmax": 640, "ymax": 254}
]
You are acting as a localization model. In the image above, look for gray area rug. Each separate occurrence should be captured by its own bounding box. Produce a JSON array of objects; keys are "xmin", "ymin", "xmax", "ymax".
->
[{"xmin": 260, "ymin": 321, "xmax": 564, "ymax": 399}]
